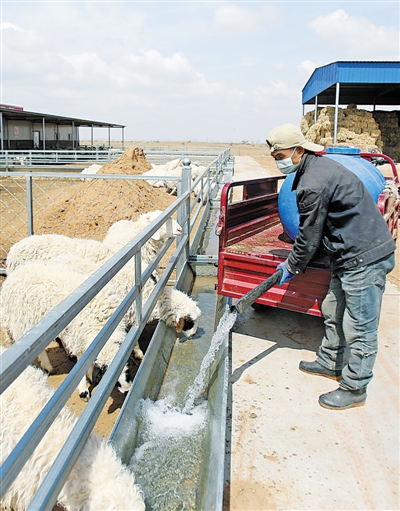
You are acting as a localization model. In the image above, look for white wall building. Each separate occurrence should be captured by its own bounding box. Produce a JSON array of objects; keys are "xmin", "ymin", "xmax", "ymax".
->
[{"xmin": 0, "ymin": 104, "xmax": 125, "ymax": 150}]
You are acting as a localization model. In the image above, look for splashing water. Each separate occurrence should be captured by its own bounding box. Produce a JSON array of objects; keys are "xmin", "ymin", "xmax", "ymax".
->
[
  {"xmin": 183, "ymin": 308, "xmax": 237, "ymax": 414},
  {"xmin": 129, "ymin": 397, "xmax": 209, "ymax": 510}
]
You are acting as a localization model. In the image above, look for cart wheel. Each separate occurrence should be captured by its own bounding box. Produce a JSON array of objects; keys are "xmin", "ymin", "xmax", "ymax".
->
[{"xmin": 251, "ymin": 303, "xmax": 268, "ymax": 312}]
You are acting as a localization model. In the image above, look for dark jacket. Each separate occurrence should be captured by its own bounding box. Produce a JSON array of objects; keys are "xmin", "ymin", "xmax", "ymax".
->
[{"xmin": 286, "ymin": 153, "xmax": 396, "ymax": 274}]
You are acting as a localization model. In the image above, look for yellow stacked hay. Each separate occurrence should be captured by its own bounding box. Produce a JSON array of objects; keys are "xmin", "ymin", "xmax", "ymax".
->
[
  {"xmin": 301, "ymin": 105, "xmax": 382, "ymax": 152},
  {"xmin": 372, "ymin": 111, "xmax": 400, "ymax": 161}
]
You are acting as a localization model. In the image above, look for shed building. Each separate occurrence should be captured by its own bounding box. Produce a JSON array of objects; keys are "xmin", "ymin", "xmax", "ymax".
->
[
  {"xmin": 0, "ymin": 105, "xmax": 125, "ymax": 150},
  {"xmin": 301, "ymin": 61, "xmax": 400, "ymax": 159}
]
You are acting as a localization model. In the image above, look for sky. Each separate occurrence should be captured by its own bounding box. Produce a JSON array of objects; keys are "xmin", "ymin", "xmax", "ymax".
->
[{"xmin": 0, "ymin": 0, "xmax": 399, "ymax": 143}]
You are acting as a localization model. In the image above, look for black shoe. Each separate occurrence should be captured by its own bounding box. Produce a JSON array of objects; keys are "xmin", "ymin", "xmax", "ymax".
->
[
  {"xmin": 299, "ymin": 360, "xmax": 342, "ymax": 381},
  {"xmin": 319, "ymin": 387, "xmax": 367, "ymax": 410}
]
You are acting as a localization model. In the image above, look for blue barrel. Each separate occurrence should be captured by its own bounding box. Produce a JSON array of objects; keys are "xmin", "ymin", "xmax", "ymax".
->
[{"xmin": 278, "ymin": 147, "xmax": 386, "ymax": 241}]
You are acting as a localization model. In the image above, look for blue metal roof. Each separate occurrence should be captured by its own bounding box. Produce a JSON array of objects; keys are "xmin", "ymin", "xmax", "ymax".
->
[{"xmin": 302, "ymin": 61, "xmax": 400, "ymax": 105}]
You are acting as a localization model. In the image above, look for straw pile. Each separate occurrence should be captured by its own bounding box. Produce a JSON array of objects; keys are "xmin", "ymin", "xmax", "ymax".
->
[
  {"xmin": 301, "ymin": 105, "xmax": 383, "ymax": 152},
  {"xmin": 372, "ymin": 110, "xmax": 400, "ymax": 161}
]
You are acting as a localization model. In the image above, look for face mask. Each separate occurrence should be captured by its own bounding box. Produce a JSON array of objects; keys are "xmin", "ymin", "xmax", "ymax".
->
[{"xmin": 276, "ymin": 147, "xmax": 301, "ymax": 175}]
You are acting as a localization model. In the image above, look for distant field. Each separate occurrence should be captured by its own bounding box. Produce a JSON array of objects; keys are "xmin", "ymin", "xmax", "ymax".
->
[{"xmin": 81, "ymin": 140, "xmax": 272, "ymax": 158}]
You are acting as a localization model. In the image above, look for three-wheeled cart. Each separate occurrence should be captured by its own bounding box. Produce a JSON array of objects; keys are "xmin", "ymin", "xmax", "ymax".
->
[{"xmin": 216, "ymin": 151, "xmax": 399, "ymax": 316}]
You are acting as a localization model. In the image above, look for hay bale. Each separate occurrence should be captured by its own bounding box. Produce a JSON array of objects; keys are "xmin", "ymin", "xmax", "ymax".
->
[
  {"xmin": 303, "ymin": 106, "xmax": 400, "ymax": 160},
  {"xmin": 302, "ymin": 106, "xmax": 383, "ymax": 152},
  {"xmin": 373, "ymin": 111, "xmax": 400, "ymax": 161}
]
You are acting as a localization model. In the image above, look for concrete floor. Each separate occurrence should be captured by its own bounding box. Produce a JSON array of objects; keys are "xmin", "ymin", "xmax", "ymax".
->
[{"xmin": 224, "ymin": 157, "xmax": 400, "ymax": 511}]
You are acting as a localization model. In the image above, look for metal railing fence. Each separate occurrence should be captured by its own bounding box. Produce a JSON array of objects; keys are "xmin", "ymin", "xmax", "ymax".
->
[
  {"xmin": 0, "ymin": 151, "xmax": 231, "ymax": 510},
  {"xmin": 0, "ymin": 172, "xmax": 179, "ymax": 273},
  {"xmin": 0, "ymin": 148, "xmax": 231, "ymax": 273},
  {"xmin": 0, "ymin": 147, "xmax": 230, "ymax": 170},
  {"xmin": 0, "ymin": 149, "xmax": 123, "ymax": 170}
]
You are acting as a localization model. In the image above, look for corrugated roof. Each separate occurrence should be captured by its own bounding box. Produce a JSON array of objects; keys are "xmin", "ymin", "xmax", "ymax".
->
[
  {"xmin": 0, "ymin": 106, "xmax": 125, "ymax": 128},
  {"xmin": 302, "ymin": 61, "xmax": 400, "ymax": 105}
]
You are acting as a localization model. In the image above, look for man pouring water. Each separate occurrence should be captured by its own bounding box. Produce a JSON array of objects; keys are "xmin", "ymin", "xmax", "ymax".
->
[{"xmin": 266, "ymin": 123, "xmax": 396, "ymax": 410}]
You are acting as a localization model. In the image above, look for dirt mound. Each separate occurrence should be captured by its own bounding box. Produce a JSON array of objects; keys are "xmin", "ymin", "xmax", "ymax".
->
[
  {"xmin": 34, "ymin": 148, "xmax": 176, "ymax": 239},
  {"xmin": 98, "ymin": 147, "xmax": 152, "ymax": 175}
]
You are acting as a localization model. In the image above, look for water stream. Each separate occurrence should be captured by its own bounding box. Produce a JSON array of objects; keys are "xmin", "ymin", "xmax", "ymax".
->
[{"xmin": 182, "ymin": 308, "xmax": 237, "ymax": 414}]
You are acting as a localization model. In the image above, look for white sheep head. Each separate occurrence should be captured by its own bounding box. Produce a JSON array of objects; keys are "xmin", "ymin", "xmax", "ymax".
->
[{"xmin": 158, "ymin": 288, "xmax": 202, "ymax": 338}]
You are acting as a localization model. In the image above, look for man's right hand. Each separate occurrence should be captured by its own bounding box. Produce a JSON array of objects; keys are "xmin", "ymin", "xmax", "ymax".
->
[{"xmin": 276, "ymin": 261, "xmax": 295, "ymax": 286}]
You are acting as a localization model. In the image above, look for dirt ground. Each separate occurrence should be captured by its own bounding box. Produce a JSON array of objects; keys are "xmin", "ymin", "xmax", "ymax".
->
[{"xmin": 1, "ymin": 141, "xmax": 399, "ymax": 440}]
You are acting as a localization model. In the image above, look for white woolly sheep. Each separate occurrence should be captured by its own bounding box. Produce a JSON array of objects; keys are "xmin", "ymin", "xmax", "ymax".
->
[
  {"xmin": 102, "ymin": 210, "xmax": 182, "ymax": 263},
  {"xmin": 141, "ymin": 159, "xmax": 182, "ymax": 194},
  {"xmin": 6, "ymin": 210, "xmax": 182, "ymax": 275},
  {"xmin": 142, "ymin": 161, "xmax": 207, "ymax": 195},
  {"xmin": 0, "ymin": 345, "xmax": 145, "ymax": 511},
  {"xmin": 0, "ymin": 259, "xmax": 132, "ymax": 401},
  {"xmin": 0, "ymin": 252, "xmax": 201, "ymax": 397},
  {"xmin": 3, "ymin": 211, "xmax": 200, "ymax": 377},
  {"xmin": 6, "ymin": 234, "xmax": 111, "ymax": 274},
  {"xmin": 190, "ymin": 163, "xmax": 207, "ymax": 180}
]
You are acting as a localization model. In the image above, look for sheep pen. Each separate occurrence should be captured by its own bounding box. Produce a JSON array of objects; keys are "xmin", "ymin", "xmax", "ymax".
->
[{"xmin": 0, "ymin": 147, "xmax": 197, "ymax": 439}]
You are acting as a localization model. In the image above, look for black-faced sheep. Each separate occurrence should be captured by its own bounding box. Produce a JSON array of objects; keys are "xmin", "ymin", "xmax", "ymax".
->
[
  {"xmin": 0, "ymin": 255, "xmax": 201, "ymax": 399},
  {"xmin": 0, "ymin": 259, "xmax": 132, "ymax": 401}
]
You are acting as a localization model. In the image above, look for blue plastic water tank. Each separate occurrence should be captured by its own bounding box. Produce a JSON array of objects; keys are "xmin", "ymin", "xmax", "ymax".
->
[{"xmin": 278, "ymin": 147, "xmax": 386, "ymax": 241}]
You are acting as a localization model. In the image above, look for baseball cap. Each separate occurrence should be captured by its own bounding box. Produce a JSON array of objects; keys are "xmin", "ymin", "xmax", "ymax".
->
[{"xmin": 266, "ymin": 124, "xmax": 324, "ymax": 153}]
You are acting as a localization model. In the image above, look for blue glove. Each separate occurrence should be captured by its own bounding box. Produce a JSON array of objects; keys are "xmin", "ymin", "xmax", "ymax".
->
[{"xmin": 276, "ymin": 261, "xmax": 295, "ymax": 286}]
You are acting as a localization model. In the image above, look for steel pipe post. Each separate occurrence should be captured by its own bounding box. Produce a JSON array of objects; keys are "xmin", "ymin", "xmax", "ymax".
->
[
  {"xmin": 177, "ymin": 158, "xmax": 191, "ymax": 277},
  {"xmin": 314, "ymin": 95, "xmax": 318, "ymax": 124},
  {"xmin": 334, "ymin": 82, "xmax": 340, "ymax": 144},
  {"xmin": 26, "ymin": 175, "xmax": 34, "ymax": 235}
]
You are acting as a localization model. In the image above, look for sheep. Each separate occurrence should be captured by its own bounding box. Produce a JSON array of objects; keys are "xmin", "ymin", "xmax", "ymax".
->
[
  {"xmin": 157, "ymin": 287, "xmax": 201, "ymax": 338},
  {"xmin": 142, "ymin": 161, "xmax": 207, "ymax": 195},
  {"xmin": 141, "ymin": 159, "xmax": 183, "ymax": 194},
  {"xmin": 102, "ymin": 210, "xmax": 182, "ymax": 263},
  {"xmin": 0, "ymin": 254, "xmax": 201, "ymax": 397},
  {"xmin": 6, "ymin": 234, "xmax": 111, "ymax": 274},
  {"xmin": 190, "ymin": 163, "xmax": 207, "ymax": 180},
  {"xmin": 3, "ymin": 211, "xmax": 200, "ymax": 384},
  {"xmin": 0, "ymin": 345, "xmax": 145, "ymax": 511},
  {"xmin": 39, "ymin": 255, "xmax": 202, "ymax": 358},
  {"xmin": 6, "ymin": 210, "xmax": 182, "ymax": 275},
  {"xmin": 0, "ymin": 259, "xmax": 133, "ymax": 401}
]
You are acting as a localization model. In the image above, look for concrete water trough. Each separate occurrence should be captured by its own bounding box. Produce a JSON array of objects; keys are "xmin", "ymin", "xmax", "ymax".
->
[{"xmin": 109, "ymin": 268, "xmax": 230, "ymax": 510}]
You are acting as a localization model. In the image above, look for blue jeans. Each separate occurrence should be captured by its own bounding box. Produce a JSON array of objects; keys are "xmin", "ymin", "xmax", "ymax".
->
[{"xmin": 317, "ymin": 253, "xmax": 395, "ymax": 391}]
